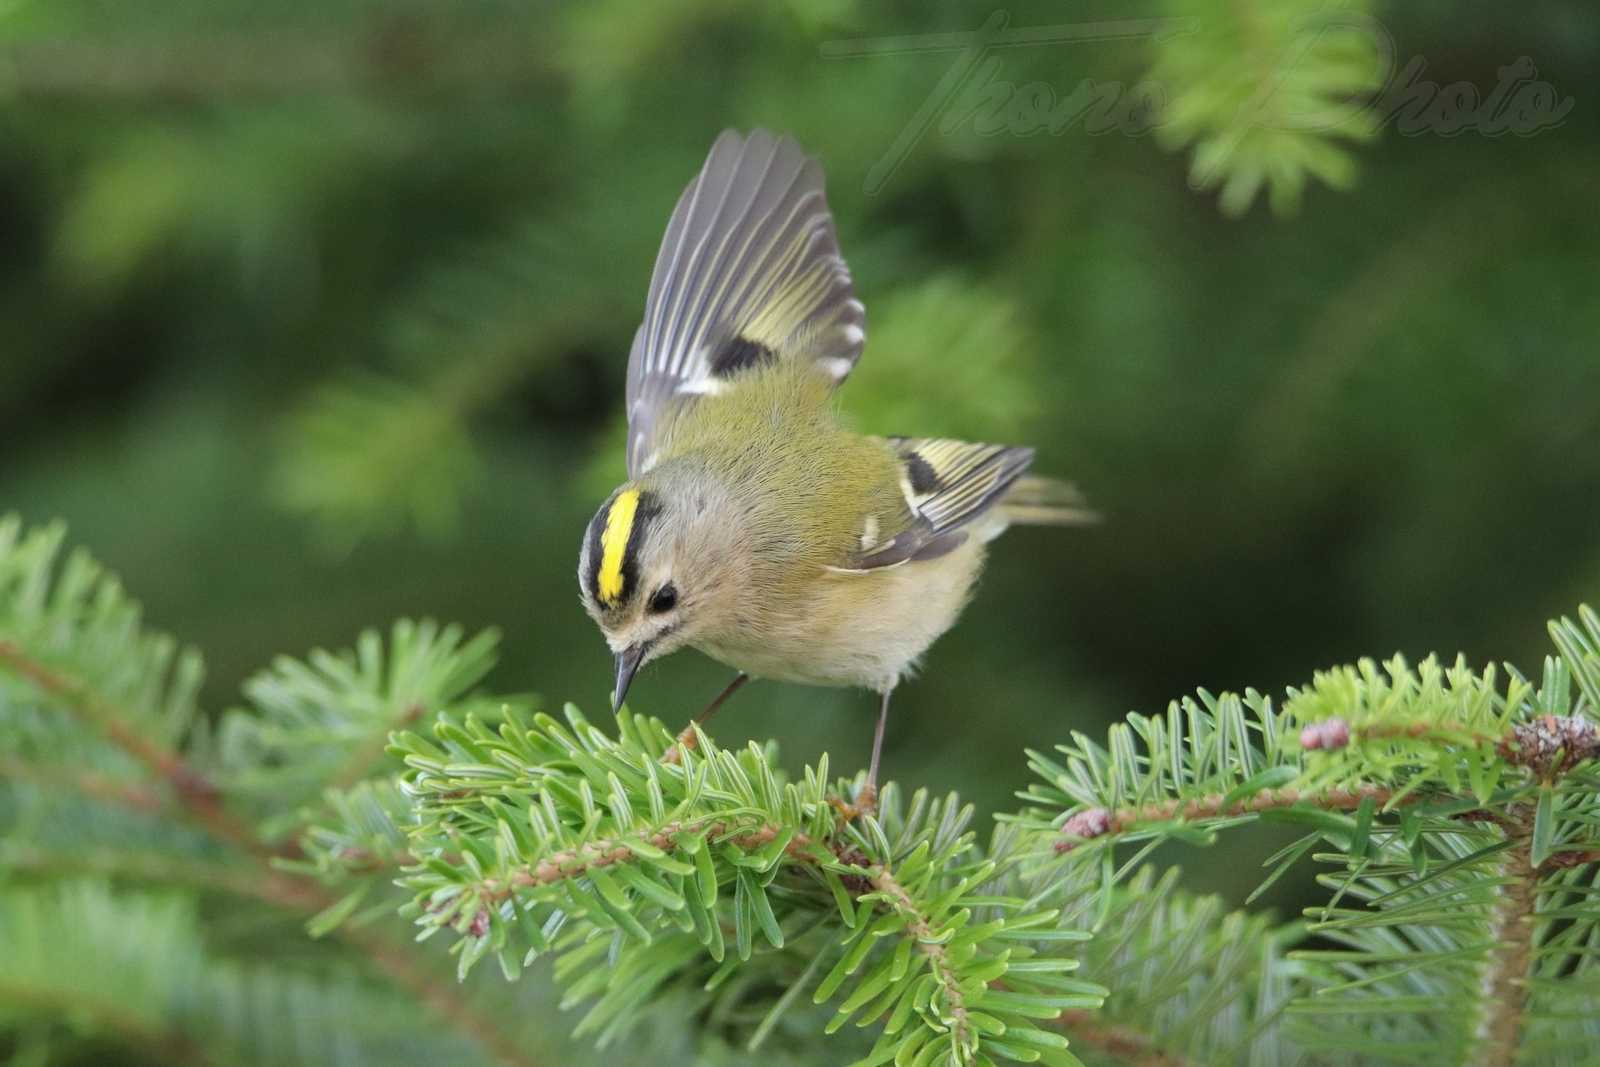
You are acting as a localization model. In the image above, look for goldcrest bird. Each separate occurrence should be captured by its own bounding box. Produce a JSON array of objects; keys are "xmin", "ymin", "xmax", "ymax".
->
[{"xmin": 579, "ymin": 129, "xmax": 1092, "ymax": 799}]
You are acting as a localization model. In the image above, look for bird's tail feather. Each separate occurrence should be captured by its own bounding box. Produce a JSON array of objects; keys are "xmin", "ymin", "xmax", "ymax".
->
[{"xmin": 999, "ymin": 476, "xmax": 1099, "ymax": 527}]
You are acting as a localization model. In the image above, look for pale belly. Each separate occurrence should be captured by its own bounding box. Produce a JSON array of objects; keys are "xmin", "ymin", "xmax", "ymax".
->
[{"xmin": 694, "ymin": 538, "xmax": 987, "ymax": 693}]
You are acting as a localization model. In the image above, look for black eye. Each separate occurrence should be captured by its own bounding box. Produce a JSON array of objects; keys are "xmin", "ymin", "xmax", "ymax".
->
[{"xmin": 648, "ymin": 583, "xmax": 678, "ymax": 614}]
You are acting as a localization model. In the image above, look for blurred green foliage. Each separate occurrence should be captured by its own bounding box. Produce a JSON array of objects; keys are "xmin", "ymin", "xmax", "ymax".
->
[{"xmin": 0, "ymin": 0, "xmax": 1597, "ymax": 1061}]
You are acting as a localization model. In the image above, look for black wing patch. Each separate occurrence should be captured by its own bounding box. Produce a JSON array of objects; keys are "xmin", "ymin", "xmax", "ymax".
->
[
  {"xmin": 903, "ymin": 451, "xmax": 941, "ymax": 496},
  {"xmin": 708, "ymin": 335, "xmax": 776, "ymax": 378}
]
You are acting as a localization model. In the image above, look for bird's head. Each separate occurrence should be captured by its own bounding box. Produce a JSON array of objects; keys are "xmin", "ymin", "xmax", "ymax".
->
[{"xmin": 578, "ymin": 477, "xmax": 743, "ymax": 709}]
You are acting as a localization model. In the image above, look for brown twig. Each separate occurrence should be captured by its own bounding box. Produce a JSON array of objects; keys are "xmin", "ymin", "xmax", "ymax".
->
[
  {"xmin": 1055, "ymin": 1010, "xmax": 1190, "ymax": 1067},
  {"xmin": 329, "ymin": 701, "xmax": 425, "ymax": 789},
  {"xmin": 1356, "ymin": 721, "xmax": 1504, "ymax": 748},
  {"xmin": 659, "ymin": 722, "xmax": 697, "ymax": 766},
  {"xmin": 0, "ymin": 640, "xmax": 266, "ymax": 856},
  {"xmin": 335, "ymin": 924, "xmax": 545, "ymax": 1067},
  {"xmin": 870, "ymin": 866, "xmax": 972, "ymax": 1059},
  {"xmin": 1541, "ymin": 846, "xmax": 1600, "ymax": 872},
  {"xmin": 0, "ymin": 979, "xmax": 214, "ymax": 1067},
  {"xmin": 479, "ymin": 820, "xmax": 813, "ymax": 901},
  {"xmin": 0, "ymin": 639, "xmax": 542, "ymax": 1067},
  {"xmin": 1474, "ymin": 805, "xmax": 1539, "ymax": 1067},
  {"xmin": 1055, "ymin": 784, "xmax": 1398, "ymax": 854},
  {"xmin": 2, "ymin": 845, "xmax": 538, "ymax": 1067},
  {"xmin": 0, "ymin": 756, "xmax": 165, "ymax": 812},
  {"xmin": 1059, "ymin": 710, "xmax": 1600, "ymax": 853},
  {"xmin": 660, "ymin": 673, "xmax": 750, "ymax": 766},
  {"xmin": 1499, "ymin": 714, "xmax": 1600, "ymax": 777}
]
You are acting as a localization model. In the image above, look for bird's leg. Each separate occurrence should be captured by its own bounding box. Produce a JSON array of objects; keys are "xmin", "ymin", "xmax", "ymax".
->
[
  {"xmin": 662, "ymin": 672, "xmax": 749, "ymax": 765},
  {"xmin": 859, "ymin": 688, "xmax": 893, "ymax": 815},
  {"xmin": 831, "ymin": 688, "xmax": 893, "ymax": 821}
]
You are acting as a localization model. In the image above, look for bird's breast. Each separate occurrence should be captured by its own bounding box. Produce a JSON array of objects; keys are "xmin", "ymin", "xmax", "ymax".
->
[{"xmin": 693, "ymin": 538, "xmax": 987, "ymax": 692}]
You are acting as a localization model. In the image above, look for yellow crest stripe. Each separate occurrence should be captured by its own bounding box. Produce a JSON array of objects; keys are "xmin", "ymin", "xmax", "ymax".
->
[{"xmin": 597, "ymin": 489, "xmax": 641, "ymax": 604}]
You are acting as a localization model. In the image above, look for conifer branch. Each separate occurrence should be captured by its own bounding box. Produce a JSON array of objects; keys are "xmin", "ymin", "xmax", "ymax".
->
[
  {"xmin": 474, "ymin": 820, "xmax": 817, "ymax": 902},
  {"xmin": 0, "ymin": 784, "xmax": 542, "ymax": 1067},
  {"xmin": 6, "ymin": 518, "xmax": 1599, "ymax": 1065},
  {"xmin": 1055, "ymin": 783, "xmax": 1398, "ymax": 853},
  {"xmin": 329, "ymin": 701, "xmax": 428, "ymax": 789},
  {"xmin": 336, "ymin": 924, "xmax": 547, "ymax": 1067},
  {"xmin": 0, "ymin": 590, "xmax": 540, "ymax": 1067},
  {"xmin": 0, "ymin": 639, "xmax": 264, "ymax": 855},
  {"xmin": 1, "ymin": 846, "xmax": 321, "ymax": 911},
  {"xmin": 868, "ymin": 864, "xmax": 973, "ymax": 1058},
  {"xmin": 1473, "ymin": 806, "xmax": 1538, "ymax": 1067},
  {"xmin": 0, "ymin": 978, "xmax": 213, "ymax": 1067},
  {"xmin": 2, "ymin": 851, "xmax": 543, "ymax": 1067},
  {"xmin": 1055, "ymin": 1010, "xmax": 1191, "ymax": 1067},
  {"xmin": 0, "ymin": 755, "xmax": 164, "ymax": 812}
]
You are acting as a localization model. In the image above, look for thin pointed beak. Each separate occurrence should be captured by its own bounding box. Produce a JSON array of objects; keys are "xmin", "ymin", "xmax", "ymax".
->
[{"xmin": 612, "ymin": 642, "xmax": 650, "ymax": 711}]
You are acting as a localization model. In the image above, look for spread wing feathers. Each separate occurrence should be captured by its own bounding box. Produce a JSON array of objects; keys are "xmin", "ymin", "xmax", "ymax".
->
[
  {"xmin": 845, "ymin": 438, "xmax": 1039, "ymax": 571},
  {"xmin": 624, "ymin": 129, "xmax": 866, "ymax": 475}
]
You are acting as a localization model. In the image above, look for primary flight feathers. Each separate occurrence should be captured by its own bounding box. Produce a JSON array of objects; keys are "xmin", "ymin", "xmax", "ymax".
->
[{"xmin": 624, "ymin": 129, "xmax": 866, "ymax": 475}]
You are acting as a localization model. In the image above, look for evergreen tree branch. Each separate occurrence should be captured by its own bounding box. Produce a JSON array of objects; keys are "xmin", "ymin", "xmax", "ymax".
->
[
  {"xmin": 1, "ymin": 845, "xmax": 323, "ymax": 911},
  {"xmin": 0, "ymin": 525, "xmax": 544, "ymax": 1067},
  {"xmin": 7, "ymin": 517, "xmax": 1599, "ymax": 1064},
  {"xmin": 336, "ymin": 923, "xmax": 548, "ymax": 1067},
  {"xmin": 1055, "ymin": 1010, "xmax": 1191, "ymax": 1067},
  {"xmin": 1054, "ymin": 783, "xmax": 1398, "ymax": 854},
  {"xmin": 0, "ymin": 755, "xmax": 164, "ymax": 812},
  {"xmin": 477, "ymin": 820, "xmax": 814, "ymax": 901},
  {"xmin": 0, "ymin": 977, "xmax": 214, "ymax": 1067},
  {"xmin": 867, "ymin": 864, "xmax": 973, "ymax": 1058},
  {"xmin": 1473, "ymin": 806, "xmax": 1537, "ymax": 1067},
  {"xmin": 1051, "ymin": 706, "xmax": 1600, "ymax": 854},
  {"xmin": 329, "ymin": 700, "xmax": 428, "ymax": 789},
  {"xmin": 2, "ymin": 848, "xmax": 544, "ymax": 1067},
  {"xmin": 0, "ymin": 639, "xmax": 264, "ymax": 855}
]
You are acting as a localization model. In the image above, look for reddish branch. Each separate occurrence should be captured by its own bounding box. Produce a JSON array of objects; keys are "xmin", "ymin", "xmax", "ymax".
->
[
  {"xmin": 0, "ymin": 640, "xmax": 266, "ymax": 856},
  {"xmin": 1542, "ymin": 847, "xmax": 1600, "ymax": 871},
  {"xmin": 0, "ymin": 756, "xmax": 164, "ymax": 812},
  {"xmin": 1055, "ymin": 1010, "xmax": 1191, "ymax": 1067},
  {"xmin": 1055, "ymin": 784, "xmax": 1396, "ymax": 853},
  {"xmin": 0, "ymin": 639, "xmax": 542, "ymax": 1067},
  {"xmin": 1500, "ymin": 714, "xmax": 1600, "ymax": 776},
  {"xmin": 1354, "ymin": 720, "xmax": 1503, "ymax": 747},
  {"xmin": 1058, "ymin": 712, "xmax": 1600, "ymax": 853},
  {"xmin": 659, "ymin": 724, "xmax": 697, "ymax": 765},
  {"xmin": 330, "ymin": 701, "xmax": 426, "ymax": 788},
  {"xmin": 1474, "ymin": 807, "xmax": 1538, "ymax": 1067},
  {"xmin": 0, "ymin": 978, "xmax": 214, "ymax": 1067},
  {"xmin": 480, "ymin": 821, "xmax": 813, "ymax": 900},
  {"xmin": 335, "ymin": 924, "xmax": 544, "ymax": 1067},
  {"xmin": 871, "ymin": 866, "xmax": 972, "ymax": 1058}
]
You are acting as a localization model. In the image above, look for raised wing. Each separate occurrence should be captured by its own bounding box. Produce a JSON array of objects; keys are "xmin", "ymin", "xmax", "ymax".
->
[
  {"xmin": 847, "ymin": 438, "xmax": 1094, "ymax": 571},
  {"xmin": 624, "ymin": 129, "xmax": 865, "ymax": 475}
]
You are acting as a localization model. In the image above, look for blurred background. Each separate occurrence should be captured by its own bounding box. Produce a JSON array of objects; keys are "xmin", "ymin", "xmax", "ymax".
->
[{"xmin": 1, "ymin": 1, "xmax": 1597, "ymax": 1058}]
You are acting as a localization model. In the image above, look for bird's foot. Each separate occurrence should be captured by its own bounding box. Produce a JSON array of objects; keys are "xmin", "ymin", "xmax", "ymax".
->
[
  {"xmin": 828, "ymin": 782, "xmax": 878, "ymax": 824},
  {"xmin": 660, "ymin": 723, "xmax": 700, "ymax": 766},
  {"xmin": 856, "ymin": 780, "xmax": 879, "ymax": 817}
]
